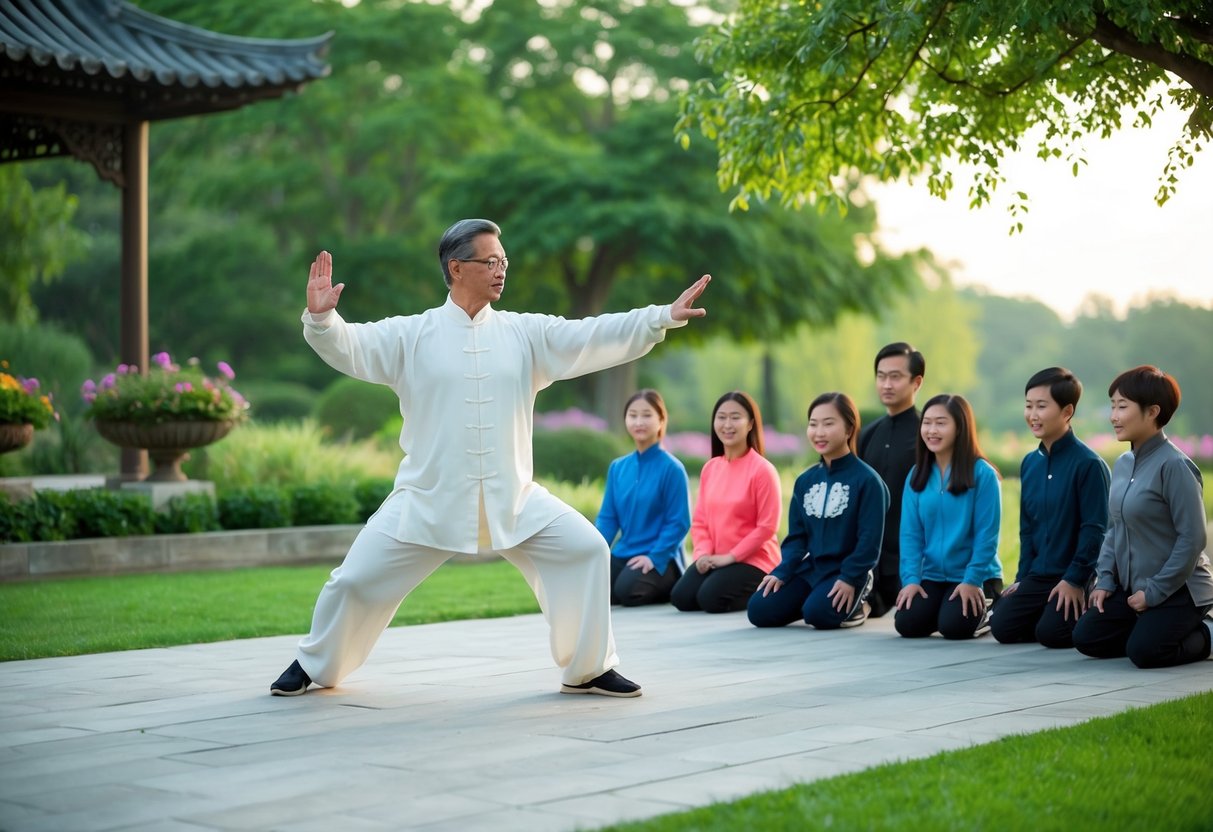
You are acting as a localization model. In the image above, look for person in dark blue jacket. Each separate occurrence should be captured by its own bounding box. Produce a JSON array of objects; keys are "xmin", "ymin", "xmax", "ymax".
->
[
  {"xmin": 991, "ymin": 367, "xmax": 1110, "ymax": 648},
  {"xmin": 596, "ymin": 389, "xmax": 692, "ymax": 606},
  {"xmin": 748, "ymin": 392, "xmax": 889, "ymax": 630}
]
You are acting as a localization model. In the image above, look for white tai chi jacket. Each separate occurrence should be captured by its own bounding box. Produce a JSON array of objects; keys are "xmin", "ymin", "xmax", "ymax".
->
[{"xmin": 303, "ymin": 296, "xmax": 686, "ymax": 554}]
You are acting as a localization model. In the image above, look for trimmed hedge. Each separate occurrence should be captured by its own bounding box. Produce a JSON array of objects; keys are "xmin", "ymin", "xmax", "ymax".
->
[
  {"xmin": 0, "ymin": 477, "xmax": 408, "ymax": 543},
  {"xmin": 216, "ymin": 485, "xmax": 293, "ymax": 531}
]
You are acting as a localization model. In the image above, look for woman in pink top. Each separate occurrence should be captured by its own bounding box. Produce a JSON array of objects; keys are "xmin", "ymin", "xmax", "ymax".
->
[{"xmin": 671, "ymin": 391, "xmax": 783, "ymax": 612}]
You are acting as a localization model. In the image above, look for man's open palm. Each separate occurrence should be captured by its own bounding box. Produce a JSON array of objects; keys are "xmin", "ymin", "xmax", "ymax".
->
[{"xmin": 307, "ymin": 250, "xmax": 345, "ymax": 315}]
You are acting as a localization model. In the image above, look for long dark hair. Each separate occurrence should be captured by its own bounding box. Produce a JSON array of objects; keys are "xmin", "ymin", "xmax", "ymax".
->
[
  {"xmin": 910, "ymin": 393, "xmax": 996, "ymax": 494},
  {"xmin": 807, "ymin": 392, "xmax": 860, "ymax": 456},
  {"xmin": 623, "ymin": 388, "xmax": 668, "ymax": 439},
  {"xmin": 709, "ymin": 390, "xmax": 764, "ymax": 458}
]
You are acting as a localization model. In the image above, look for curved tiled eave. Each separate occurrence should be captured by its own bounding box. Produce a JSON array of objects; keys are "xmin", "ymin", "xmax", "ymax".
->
[{"xmin": 0, "ymin": 0, "xmax": 330, "ymax": 92}]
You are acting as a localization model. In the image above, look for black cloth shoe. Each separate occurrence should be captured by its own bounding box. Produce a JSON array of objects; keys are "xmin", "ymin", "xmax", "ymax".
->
[
  {"xmin": 560, "ymin": 669, "xmax": 642, "ymax": 698},
  {"xmin": 270, "ymin": 660, "xmax": 312, "ymax": 696}
]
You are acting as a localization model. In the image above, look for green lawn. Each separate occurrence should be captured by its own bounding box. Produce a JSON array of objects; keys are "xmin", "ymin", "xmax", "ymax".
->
[
  {"xmin": 601, "ymin": 691, "xmax": 1213, "ymax": 832},
  {"xmin": 0, "ymin": 560, "xmax": 539, "ymax": 661}
]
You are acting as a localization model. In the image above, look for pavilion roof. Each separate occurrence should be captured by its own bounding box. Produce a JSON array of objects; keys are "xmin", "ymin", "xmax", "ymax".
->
[{"xmin": 0, "ymin": 0, "xmax": 332, "ymax": 122}]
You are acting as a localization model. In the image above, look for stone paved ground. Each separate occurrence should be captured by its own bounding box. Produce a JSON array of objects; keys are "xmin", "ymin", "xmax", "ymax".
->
[{"xmin": 2, "ymin": 605, "xmax": 1210, "ymax": 831}]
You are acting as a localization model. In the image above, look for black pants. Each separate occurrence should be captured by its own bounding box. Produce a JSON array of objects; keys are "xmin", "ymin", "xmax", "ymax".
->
[
  {"xmin": 609, "ymin": 556, "xmax": 680, "ymax": 607},
  {"xmin": 990, "ymin": 574, "xmax": 1084, "ymax": 648},
  {"xmin": 894, "ymin": 579, "xmax": 996, "ymax": 640},
  {"xmin": 867, "ymin": 573, "xmax": 901, "ymax": 618},
  {"xmin": 1072, "ymin": 585, "xmax": 1212, "ymax": 668},
  {"xmin": 671, "ymin": 562, "xmax": 766, "ymax": 613}
]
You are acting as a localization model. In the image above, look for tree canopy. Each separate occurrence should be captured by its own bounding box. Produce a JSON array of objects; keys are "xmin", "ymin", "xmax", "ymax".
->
[
  {"xmin": 21, "ymin": 0, "xmax": 922, "ymax": 419},
  {"xmin": 679, "ymin": 1, "xmax": 1213, "ymax": 219}
]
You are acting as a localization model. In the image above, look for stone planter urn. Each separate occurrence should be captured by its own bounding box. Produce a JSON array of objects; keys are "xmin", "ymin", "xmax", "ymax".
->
[
  {"xmin": 0, "ymin": 423, "xmax": 35, "ymax": 454},
  {"xmin": 94, "ymin": 419, "xmax": 236, "ymax": 482}
]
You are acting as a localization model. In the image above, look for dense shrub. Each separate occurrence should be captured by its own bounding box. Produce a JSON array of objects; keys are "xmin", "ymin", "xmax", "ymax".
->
[
  {"xmin": 0, "ymin": 323, "xmax": 94, "ymax": 419},
  {"xmin": 200, "ymin": 420, "xmax": 398, "ymax": 489},
  {"xmin": 532, "ymin": 428, "xmax": 627, "ymax": 484},
  {"xmin": 64, "ymin": 489, "xmax": 154, "ymax": 539},
  {"xmin": 354, "ymin": 477, "xmax": 394, "ymax": 521},
  {"xmin": 291, "ymin": 482, "xmax": 360, "ymax": 526},
  {"xmin": 154, "ymin": 493, "xmax": 221, "ymax": 534},
  {"xmin": 238, "ymin": 380, "xmax": 317, "ymax": 423},
  {"xmin": 0, "ymin": 491, "xmax": 76, "ymax": 543},
  {"xmin": 313, "ymin": 376, "xmax": 399, "ymax": 440},
  {"xmin": 217, "ymin": 485, "xmax": 293, "ymax": 530}
]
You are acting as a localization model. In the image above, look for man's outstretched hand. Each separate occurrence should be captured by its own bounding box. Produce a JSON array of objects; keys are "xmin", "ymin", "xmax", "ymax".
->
[
  {"xmin": 307, "ymin": 250, "xmax": 345, "ymax": 315},
  {"xmin": 670, "ymin": 275, "xmax": 711, "ymax": 322}
]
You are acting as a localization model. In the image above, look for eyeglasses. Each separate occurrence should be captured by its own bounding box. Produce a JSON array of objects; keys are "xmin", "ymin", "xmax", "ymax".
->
[{"xmin": 458, "ymin": 257, "xmax": 508, "ymax": 272}]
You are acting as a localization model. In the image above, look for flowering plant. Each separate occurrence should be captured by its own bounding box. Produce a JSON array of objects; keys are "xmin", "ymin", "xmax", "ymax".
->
[
  {"xmin": 82, "ymin": 352, "xmax": 250, "ymax": 425},
  {"xmin": 0, "ymin": 360, "xmax": 56, "ymax": 428}
]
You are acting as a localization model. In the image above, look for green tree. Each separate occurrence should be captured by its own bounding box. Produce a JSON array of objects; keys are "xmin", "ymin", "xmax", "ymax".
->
[
  {"xmin": 447, "ymin": 0, "xmax": 923, "ymax": 419},
  {"xmin": 961, "ymin": 289, "xmax": 1067, "ymax": 433},
  {"xmin": 32, "ymin": 0, "xmax": 503, "ymax": 387},
  {"xmin": 680, "ymin": 1, "xmax": 1213, "ymax": 215},
  {"xmin": 0, "ymin": 167, "xmax": 87, "ymax": 325},
  {"xmin": 1121, "ymin": 298, "xmax": 1213, "ymax": 435}
]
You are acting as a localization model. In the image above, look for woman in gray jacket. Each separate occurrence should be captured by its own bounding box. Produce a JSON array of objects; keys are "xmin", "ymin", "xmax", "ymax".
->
[{"xmin": 1073, "ymin": 366, "xmax": 1213, "ymax": 668}]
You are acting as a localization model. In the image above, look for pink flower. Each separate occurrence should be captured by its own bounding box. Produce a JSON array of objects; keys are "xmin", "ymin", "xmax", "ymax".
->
[
  {"xmin": 83, "ymin": 392, "xmax": 97, "ymax": 404},
  {"xmin": 22, "ymin": 378, "xmax": 40, "ymax": 394},
  {"xmin": 100, "ymin": 373, "xmax": 116, "ymax": 390},
  {"xmin": 152, "ymin": 352, "xmax": 172, "ymax": 370},
  {"xmin": 82, "ymin": 379, "xmax": 97, "ymax": 394},
  {"xmin": 174, "ymin": 382, "xmax": 194, "ymax": 393},
  {"xmin": 217, "ymin": 361, "xmax": 235, "ymax": 380},
  {"xmin": 117, "ymin": 364, "xmax": 130, "ymax": 375}
]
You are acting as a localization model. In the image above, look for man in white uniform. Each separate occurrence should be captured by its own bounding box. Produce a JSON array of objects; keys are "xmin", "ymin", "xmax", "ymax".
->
[{"xmin": 271, "ymin": 219, "xmax": 710, "ymax": 698}]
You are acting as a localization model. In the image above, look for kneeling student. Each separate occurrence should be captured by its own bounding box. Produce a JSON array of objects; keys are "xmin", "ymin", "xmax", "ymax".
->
[
  {"xmin": 991, "ymin": 368, "xmax": 1109, "ymax": 648},
  {"xmin": 895, "ymin": 394, "xmax": 1003, "ymax": 639},
  {"xmin": 748, "ymin": 393, "xmax": 888, "ymax": 630}
]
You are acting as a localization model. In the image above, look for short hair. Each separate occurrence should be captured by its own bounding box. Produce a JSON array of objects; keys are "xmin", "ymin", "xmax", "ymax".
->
[
  {"xmin": 623, "ymin": 389, "xmax": 668, "ymax": 439},
  {"xmin": 710, "ymin": 391, "xmax": 765, "ymax": 458},
  {"xmin": 1107, "ymin": 365, "xmax": 1182, "ymax": 428},
  {"xmin": 1024, "ymin": 367, "xmax": 1083, "ymax": 412},
  {"xmin": 910, "ymin": 393, "xmax": 996, "ymax": 494},
  {"xmin": 438, "ymin": 219, "xmax": 501, "ymax": 288},
  {"xmin": 874, "ymin": 342, "xmax": 925, "ymax": 379},
  {"xmin": 807, "ymin": 392, "xmax": 861, "ymax": 455}
]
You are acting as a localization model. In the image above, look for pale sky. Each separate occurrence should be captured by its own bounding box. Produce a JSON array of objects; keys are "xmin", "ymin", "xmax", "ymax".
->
[{"xmin": 868, "ymin": 105, "xmax": 1213, "ymax": 321}]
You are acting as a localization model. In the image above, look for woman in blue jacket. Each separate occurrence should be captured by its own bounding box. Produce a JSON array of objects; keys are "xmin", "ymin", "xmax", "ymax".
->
[
  {"xmin": 896, "ymin": 394, "xmax": 1003, "ymax": 639},
  {"xmin": 747, "ymin": 392, "xmax": 889, "ymax": 630},
  {"xmin": 596, "ymin": 389, "xmax": 692, "ymax": 606}
]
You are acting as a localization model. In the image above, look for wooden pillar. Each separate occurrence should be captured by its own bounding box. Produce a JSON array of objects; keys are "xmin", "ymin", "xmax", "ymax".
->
[{"xmin": 119, "ymin": 120, "xmax": 149, "ymax": 480}]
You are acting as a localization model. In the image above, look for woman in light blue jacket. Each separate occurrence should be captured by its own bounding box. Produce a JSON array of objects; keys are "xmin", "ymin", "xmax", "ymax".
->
[
  {"xmin": 896, "ymin": 394, "xmax": 1003, "ymax": 639},
  {"xmin": 596, "ymin": 389, "xmax": 691, "ymax": 606}
]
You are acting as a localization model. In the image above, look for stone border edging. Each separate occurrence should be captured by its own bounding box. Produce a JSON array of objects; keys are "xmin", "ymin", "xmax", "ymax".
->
[
  {"xmin": 0, "ymin": 525, "xmax": 361, "ymax": 581},
  {"xmin": 0, "ymin": 526, "xmax": 496, "ymax": 582}
]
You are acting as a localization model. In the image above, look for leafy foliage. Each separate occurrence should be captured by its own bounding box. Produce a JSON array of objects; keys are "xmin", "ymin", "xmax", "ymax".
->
[
  {"xmin": 680, "ymin": 0, "xmax": 1213, "ymax": 216},
  {"xmin": 291, "ymin": 482, "xmax": 361, "ymax": 527},
  {"xmin": 216, "ymin": 486, "xmax": 294, "ymax": 531},
  {"xmin": 154, "ymin": 493, "xmax": 221, "ymax": 535},
  {"xmin": 0, "ymin": 167, "xmax": 87, "ymax": 325},
  {"xmin": 64, "ymin": 490, "xmax": 155, "ymax": 539},
  {"xmin": 354, "ymin": 477, "xmax": 394, "ymax": 521},
  {"xmin": 313, "ymin": 376, "xmax": 399, "ymax": 440},
  {"xmin": 531, "ymin": 427, "xmax": 627, "ymax": 484}
]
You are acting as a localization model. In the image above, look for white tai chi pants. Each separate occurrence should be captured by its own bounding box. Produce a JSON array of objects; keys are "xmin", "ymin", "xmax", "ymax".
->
[{"xmin": 295, "ymin": 504, "xmax": 618, "ymax": 688}]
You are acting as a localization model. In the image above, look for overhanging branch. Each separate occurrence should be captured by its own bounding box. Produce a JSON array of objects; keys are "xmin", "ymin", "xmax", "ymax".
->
[{"xmin": 1091, "ymin": 13, "xmax": 1213, "ymax": 99}]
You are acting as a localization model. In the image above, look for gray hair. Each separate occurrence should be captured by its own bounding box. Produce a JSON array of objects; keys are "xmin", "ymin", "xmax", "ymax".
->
[{"xmin": 438, "ymin": 219, "xmax": 501, "ymax": 287}]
